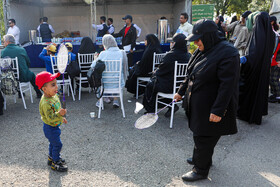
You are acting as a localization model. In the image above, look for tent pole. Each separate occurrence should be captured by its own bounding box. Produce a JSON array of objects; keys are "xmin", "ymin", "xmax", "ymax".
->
[
  {"xmin": 94, "ymin": 0, "xmax": 96, "ymax": 42},
  {"xmin": 3, "ymin": 0, "xmax": 11, "ymax": 33},
  {"xmin": 185, "ymin": 0, "xmax": 192, "ymax": 24},
  {"xmin": 90, "ymin": 1, "xmax": 93, "ymax": 39},
  {"xmin": 90, "ymin": 0, "xmax": 97, "ymax": 41}
]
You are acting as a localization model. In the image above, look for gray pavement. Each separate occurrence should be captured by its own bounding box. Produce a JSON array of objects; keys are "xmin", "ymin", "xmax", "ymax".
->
[{"xmin": 0, "ymin": 68, "xmax": 279, "ymax": 187}]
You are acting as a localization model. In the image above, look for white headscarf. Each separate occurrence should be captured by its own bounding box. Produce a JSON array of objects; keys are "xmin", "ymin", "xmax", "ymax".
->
[{"xmin": 102, "ymin": 34, "xmax": 118, "ymax": 50}]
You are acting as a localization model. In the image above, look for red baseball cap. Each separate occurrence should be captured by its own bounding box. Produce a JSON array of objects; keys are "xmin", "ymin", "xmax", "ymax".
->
[{"xmin": 35, "ymin": 71, "xmax": 61, "ymax": 89}]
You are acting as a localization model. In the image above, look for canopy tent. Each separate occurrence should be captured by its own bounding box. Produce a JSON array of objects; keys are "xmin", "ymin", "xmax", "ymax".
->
[
  {"xmin": 270, "ymin": 0, "xmax": 280, "ymax": 22},
  {"xmin": 3, "ymin": 0, "xmax": 192, "ymax": 44}
]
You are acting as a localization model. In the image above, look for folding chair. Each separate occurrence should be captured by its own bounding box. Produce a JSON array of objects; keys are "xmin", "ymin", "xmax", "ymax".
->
[
  {"xmin": 97, "ymin": 59, "xmax": 125, "ymax": 118},
  {"xmin": 136, "ymin": 52, "xmax": 166, "ymax": 99},
  {"xmin": 2, "ymin": 57, "xmax": 33, "ymax": 109},
  {"xmin": 76, "ymin": 53, "xmax": 95, "ymax": 100},
  {"xmin": 155, "ymin": 61, "xmax": 188, "ymax": 128},
  {"xmin": 50, "ymin": 55, "xmax": 75, "ymax": 101}
]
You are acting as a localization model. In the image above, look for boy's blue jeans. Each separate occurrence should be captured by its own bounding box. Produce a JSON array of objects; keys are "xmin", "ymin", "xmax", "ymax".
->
[{"xmin": 43, "ymin": 123, "xmax": 62, "ymax": 162}]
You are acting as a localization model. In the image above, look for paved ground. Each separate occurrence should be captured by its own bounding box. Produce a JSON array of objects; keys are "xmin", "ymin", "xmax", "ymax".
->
[{"xmin": 0, "ymin": 68, "xmax": 279, "ymax": 187}]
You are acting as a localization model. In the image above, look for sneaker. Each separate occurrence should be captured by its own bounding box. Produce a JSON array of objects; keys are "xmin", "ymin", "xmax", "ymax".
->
[
  {"xmin": 164, "ymin": 105, "xmax": 179, "ymax": 118},
  {"xmin": 48, "ymin": 156, "xmax": 66, "ymax": 166},
  {"xmin": 113, "ymin": 100, "xmax": 119, "ymax": 108},
  {"xmin": 51, "ymin": 160, "xmax": 68, "ymax": 172},
  {"xmin": 104, "ymin": 97, "xmax": 111, "ymax": 104}
]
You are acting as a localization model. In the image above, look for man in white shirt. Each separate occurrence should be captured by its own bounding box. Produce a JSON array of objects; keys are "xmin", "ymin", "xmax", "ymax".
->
[
  {"xmin": 7, "ymin": 19, "xmax": 20, "ymax": 45},
  {"xmin": 107, "ymin": 18, "xmax": 115, "ymax": 34},
  {"xmin": 177, "ymin": 13, "xmax": 193, "ymax": 37},
  {"xmin": 92, "ymin": 16, "xmax": 109, "ymax": 37},
  {"xmin": 37, "ymin": 17, "xmax": 55, "ymax": 42}
]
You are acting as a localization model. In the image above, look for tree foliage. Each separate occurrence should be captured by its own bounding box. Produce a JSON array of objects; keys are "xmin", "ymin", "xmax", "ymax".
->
[
  {"xmin": 248, "ymin": 0, "xmax": 272, "ymax": 13},
  {"xmin": 0, "ymin": 2, "xmax": 5, "ymax": 40},
  {"xmin": 192, "ymin": 0, "xmax": 272, "ymax": 16}
]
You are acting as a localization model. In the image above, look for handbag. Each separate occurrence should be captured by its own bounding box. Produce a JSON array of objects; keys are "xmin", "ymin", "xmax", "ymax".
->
[{"xmin": 66, "ymin": 60, "xmax": 81, "ymax": 79}]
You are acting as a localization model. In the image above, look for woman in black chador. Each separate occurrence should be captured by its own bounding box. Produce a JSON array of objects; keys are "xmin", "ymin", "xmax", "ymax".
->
[
  {"xmin": 142, "ymin": 33, "xmax": 190, "ymax": 116},
  {"xmin": 238, "ymin": 12, "xmax": 276, "ymax": 125},
  {"xmin": 174, "ymin": 19, "xmax": 240, "ymax": 182},
  {"xmin": 126, "ymin": 34, "xmax": 162, "ymax": 95}
]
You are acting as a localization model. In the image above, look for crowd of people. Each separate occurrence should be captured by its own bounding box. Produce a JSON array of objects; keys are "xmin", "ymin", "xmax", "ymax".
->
[{"xmin": 0, "ymin": 10, "xmax": 280, "ymax": 181}]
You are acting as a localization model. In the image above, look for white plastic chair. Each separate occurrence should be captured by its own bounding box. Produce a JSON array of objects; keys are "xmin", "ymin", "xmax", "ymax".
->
[
  {"xmin": 50, "ymin": 55, "xmax": 75, "ymax": 101},
  {"xmin": 155, "ymin": 61, "xmax": 188, "ymax": 128},
  {"xmin": 98, "ymin": 59, "xmax": 125, "ymax": 118},
  {"xmin": 136, "ymin": 52, "xmax": 166, "ymax": 99},
  {"xmin": 2, "ymin": 57, "xmax": 33, "ymax": 110},
  {"xmin": 76, "ymin": 53, "xmax": 95, "ymax": 100}
]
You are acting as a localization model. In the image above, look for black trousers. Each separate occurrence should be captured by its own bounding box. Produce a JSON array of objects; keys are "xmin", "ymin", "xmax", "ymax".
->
[
  {"xmin": 127, "ymin": 53, "xmax": 134, "ymax": 68},
  {"xmin": 192, "ymin": 135, "xmax": 221, "ymax": 176},
  {"xmin": 270, "ymin": 66, "xmax": 280, "ymax": 97}
]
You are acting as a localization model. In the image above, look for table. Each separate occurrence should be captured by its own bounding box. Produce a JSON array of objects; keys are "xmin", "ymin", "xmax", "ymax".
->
[{"xmin": 24, "ymin": 43, "xmax": 170, "ymax": 68}]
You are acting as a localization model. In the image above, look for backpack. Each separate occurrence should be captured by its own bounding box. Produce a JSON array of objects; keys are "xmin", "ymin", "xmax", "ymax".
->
[
  {"xmin": 87, "ymin": 60, "xmax": 106, "ymax": 99},
  {"xmin": 66, "ymin": 60, "xmax": 81, "ymax": 79},
  {"xmin": 0, "ymin": 67, "xmax": 19, "ymax": 95}
]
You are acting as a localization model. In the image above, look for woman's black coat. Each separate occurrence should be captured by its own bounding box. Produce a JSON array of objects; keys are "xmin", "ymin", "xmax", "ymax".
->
[
  {"xmin": 178, "ymin": 40, "xmax": 240, "ymax": 136},
  {"xmin": 155, "ymin": 41, "xmax": 190, "ymax": 93}
]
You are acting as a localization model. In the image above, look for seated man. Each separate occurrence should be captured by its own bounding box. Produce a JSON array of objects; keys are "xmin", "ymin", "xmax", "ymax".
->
[
  {"xmin": 1, "ymin": 34, "xmax": 42, "ymax": 98},
  {"xmin": 39, "ymin": 44, "xmax": 57, "ymax": 74}
]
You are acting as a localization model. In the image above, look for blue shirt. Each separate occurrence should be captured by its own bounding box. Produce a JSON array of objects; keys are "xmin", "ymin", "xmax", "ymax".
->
[
  {"xmin": 68, "ymin": 52, "xmax": 76, "ymax": 62},
  {"xmin": 39, "ymin": 49, "xmax": 56, "ymax": 74}
]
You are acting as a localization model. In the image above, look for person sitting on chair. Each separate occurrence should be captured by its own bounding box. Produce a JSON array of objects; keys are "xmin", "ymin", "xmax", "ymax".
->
[
  {"xmin": 1, "ymin": 34, "xmax": 42, "ymax": 98},
  {"xmin": 91, "ymin": 34, "xmax": 128, "ymax": 108},
  {"xmin": 142, "ymin": 33, "xmax": 191, "ymax": 117},
  {"xmin": 126, "ymin": 34, "xmax": 162, "ymax": 96}
]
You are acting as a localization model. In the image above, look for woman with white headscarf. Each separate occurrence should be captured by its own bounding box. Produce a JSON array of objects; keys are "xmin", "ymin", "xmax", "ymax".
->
[{"xmin": 91, "ymin": 34, "xmax": 128, "ymax": 108}]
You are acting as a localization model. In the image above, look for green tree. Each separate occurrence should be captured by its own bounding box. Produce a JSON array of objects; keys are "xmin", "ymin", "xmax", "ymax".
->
[
  {"xmin": 0, "ymin": 1, "xmax": 5, "ymax": 41},
  {"xmin": 192, "ymin": 0, "xmax": 253, "ymax": 16},
  {"xmin": 248, "ymin": 0, "xmax": 272, "ymax": 12}
]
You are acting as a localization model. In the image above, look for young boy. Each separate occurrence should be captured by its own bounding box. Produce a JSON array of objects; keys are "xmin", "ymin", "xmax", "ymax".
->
[
  {"xmin": 35, "ymin": 71, "xmax": 68, "ymax": 172},
  {"xmin": 38, "ymin": 44, "xmax": 57, "ymax": 74}
]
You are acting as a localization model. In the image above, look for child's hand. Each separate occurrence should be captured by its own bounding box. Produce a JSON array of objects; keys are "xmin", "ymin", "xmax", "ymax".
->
[
  {"xmin": 59, "ymin": 108, "xmax": 67, "ymax": 116},
  {"xmin": 63, "ymin": 118, "xmax": 68, "ymax": 124}
]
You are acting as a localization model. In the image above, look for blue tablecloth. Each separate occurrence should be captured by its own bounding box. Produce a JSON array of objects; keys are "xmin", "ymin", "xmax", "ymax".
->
[{"xmin": 24, "ymin": 43, "xmax": 170, "ymax": 68}]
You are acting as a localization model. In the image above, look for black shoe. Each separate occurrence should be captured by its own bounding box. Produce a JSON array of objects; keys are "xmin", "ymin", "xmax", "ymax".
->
[
  {"xmin": 269, "ymin": 94, "xmax": 276, "ymax": 99},
  {"xmin": 268, "ymin": 97, "xmax": 280, "ymax": 103},
  {"xmin": 0, "ymin": 110, "xmax": 3, "ymax": 116},
  {"xmin": 164, "ymin": 105, "xmax": 179, "ymax": 118},
  {"xmin": 48, "ymin": 156, "xmax": 66, "ymax": 166},
  {"xmin": 182, "ymin": 171, "xmax": 207, "ymax": 182},
  {"xmin": 51, "ymin": 160, "xmax": 68, "ymax": 172},
  {"xmin": 187, "ymin": 158, "xmax": 194, "ymax": 165},
  {"xmin": 187, "ymin": 158, "xmax": 212, "ymax": 166}
]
